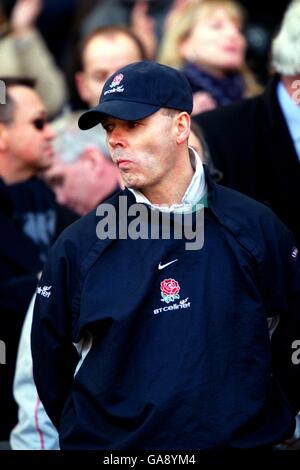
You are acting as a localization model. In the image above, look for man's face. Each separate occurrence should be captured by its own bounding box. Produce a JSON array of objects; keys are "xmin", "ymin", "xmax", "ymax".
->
[
  {"xmin": 76, "ymin": 33, "xmax": 142, "ymax": 107},
  {"xmin": 6, "ymin": 86, "xmax": 54, "ymax": 171},
  {"xmin": 102, "ymin": 110, "xmax": 180, "ymax": 195},
  {"xmin": 44, "ymin": 158, "xmax": 92, "ymax": 215}
]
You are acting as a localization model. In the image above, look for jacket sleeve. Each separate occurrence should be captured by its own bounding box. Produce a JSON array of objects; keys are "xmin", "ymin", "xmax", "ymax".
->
[
  {"xmin": 11, "ymin": 294, "xmax": 59, "ymax": 450},
  {"xmin": 31, "ymin": 235, "xmax": 79, "ymax": 429},
  {"xmin": 269, "ymin": 227, "xmax": 300, "ymax": 414}
]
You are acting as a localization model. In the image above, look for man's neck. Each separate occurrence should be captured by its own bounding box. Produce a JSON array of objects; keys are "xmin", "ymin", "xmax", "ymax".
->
[
  {"xmin": 0, "ymin": 160, "xmax": 33, "ymax": 184},
  {"xmin": 140, "ymin": 156, "xmax": 194, "ymax": 206}
]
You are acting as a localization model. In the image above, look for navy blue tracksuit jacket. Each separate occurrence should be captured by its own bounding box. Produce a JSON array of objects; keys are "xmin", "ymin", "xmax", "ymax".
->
[{"xmin": 31, "ymin": 179, "xmax": 300, "ymax": 450}]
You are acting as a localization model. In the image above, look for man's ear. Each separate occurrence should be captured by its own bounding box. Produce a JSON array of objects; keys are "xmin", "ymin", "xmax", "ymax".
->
[
  {"xmin": 75, "ymin": 72, "xmax": 90, "ymax": 103},
  {"xmin": 174, "ymin": 112, "xmax": 191, "ymax": 145}
]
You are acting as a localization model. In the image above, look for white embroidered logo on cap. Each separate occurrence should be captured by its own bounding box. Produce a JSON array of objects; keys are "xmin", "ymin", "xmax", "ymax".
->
[
  {"xmin": 104, "ymin": 73, "xmax": 124, "ymax": 96},
  {"xmin": 110, "ymin": 73, "xmax": 124, "ymax": 88}
]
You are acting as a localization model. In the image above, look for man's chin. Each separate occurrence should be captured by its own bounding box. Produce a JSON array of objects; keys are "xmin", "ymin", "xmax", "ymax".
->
[
  {"xmin": 39, "ymin": 157, "xmax": 54, "ymax": 171},
  {"xmin": 123, "ymin": 178, "xmax": 144, "ymax": 190}
]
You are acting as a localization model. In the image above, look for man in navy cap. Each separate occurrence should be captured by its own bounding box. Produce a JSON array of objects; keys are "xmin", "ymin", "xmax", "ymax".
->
[{"xmin": 31, "ymin": 61, "xmax": 300, "ymax": 450}]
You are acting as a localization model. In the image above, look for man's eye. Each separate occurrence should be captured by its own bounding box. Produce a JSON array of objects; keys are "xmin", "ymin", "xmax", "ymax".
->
[
  {"xmin": 103, "ymin": 124, "xmax": 113, "ymax": 132},
  {"xmin": 128, "ymin": 122, "xmax": 139, "ymax": 129}
]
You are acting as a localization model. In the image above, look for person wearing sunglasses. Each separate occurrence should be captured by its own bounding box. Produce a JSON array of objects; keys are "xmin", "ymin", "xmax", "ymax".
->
[
  {"xmin": 0, "ymin": 77, "xmax": 78, "ymax": 445},
  {"xmin": 0, "ymin": 77, "xmax": 54, "ymax": 184}
]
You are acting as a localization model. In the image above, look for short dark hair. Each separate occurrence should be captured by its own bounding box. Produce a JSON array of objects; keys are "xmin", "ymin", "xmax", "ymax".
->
[
  {"xmin": 77, "ymin": 25, "xmax": 146, "ymax": 71},
  {"xmin": 160, "ymin": 108, "xmax": 179, "ymax": 118},
  {"xmin": 0, "ymin": 77, "xmax": 36, "ymax": 124}
]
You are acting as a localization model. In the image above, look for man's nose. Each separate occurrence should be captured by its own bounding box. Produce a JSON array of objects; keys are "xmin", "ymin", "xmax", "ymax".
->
[
  {"xmin": 108, "ymin": 129, "xmax": 127, "ymax": 148},
  {"xmin": 44, "ymin": 123, "xmax": 55, "ymax": 140}
]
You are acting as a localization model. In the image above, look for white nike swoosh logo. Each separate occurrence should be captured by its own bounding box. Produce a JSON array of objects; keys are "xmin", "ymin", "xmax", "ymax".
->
[{"xmin": 158, "ymin": 259, "xmax": 178, "ymax": 270}]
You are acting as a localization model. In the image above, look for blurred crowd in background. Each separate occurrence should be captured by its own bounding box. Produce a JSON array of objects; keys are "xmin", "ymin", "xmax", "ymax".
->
[{"xmin": 0, "ymin": 0, "xmax": 290, "ymax": 113}]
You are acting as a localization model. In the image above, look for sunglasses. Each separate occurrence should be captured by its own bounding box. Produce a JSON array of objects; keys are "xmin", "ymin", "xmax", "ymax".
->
[{"xmin": 31, "ymin": 117, "xmax": 48, "ymax": 131}]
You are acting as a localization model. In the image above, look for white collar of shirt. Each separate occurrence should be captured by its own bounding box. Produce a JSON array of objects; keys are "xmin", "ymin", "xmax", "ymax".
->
[
  {"xmin": 128, "ymin": 147, "xmax": 207, "ymax": 213},
  {"xmin": 277, "ymin": 81, "xmax": 300, "ymax": 161}
]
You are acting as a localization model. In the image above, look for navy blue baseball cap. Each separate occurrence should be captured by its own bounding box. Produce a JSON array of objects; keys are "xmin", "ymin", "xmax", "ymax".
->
[{"xmin": 78, "ymin": 61, "xmax": 193, "ymax": 130}]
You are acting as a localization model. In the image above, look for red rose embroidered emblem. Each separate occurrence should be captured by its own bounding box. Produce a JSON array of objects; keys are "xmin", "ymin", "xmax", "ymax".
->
[
  {"xmin": 160, "ymin": 278, "xmax": 180, "ymax": 304},
  {"xmin": 110, "ymin": 73, "xmax": 124, "ymax": 88}
]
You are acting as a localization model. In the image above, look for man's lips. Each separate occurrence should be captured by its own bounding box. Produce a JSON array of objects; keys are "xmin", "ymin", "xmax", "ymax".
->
[
  {"xmin": 44, "ymin": 145, "xmax": 54, "ymax": 157},
  {"xmin": 116, "ymin": 159, "xmax": 132, "ymax": 169}
]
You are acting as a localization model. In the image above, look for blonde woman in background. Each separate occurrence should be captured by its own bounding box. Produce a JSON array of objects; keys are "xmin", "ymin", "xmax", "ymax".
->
[{"xmin": 159, "ymin": 0, "xmax": 262, "ymax": 114}]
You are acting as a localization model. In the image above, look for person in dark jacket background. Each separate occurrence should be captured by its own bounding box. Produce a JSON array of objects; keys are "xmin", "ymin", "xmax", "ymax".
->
[
  {"xmin": 195, "ymin": 0, "xmax": 300, "ymax": 246},
  {"xmin": 32, "ymin": 61, "xmax": 300, "ymax": 450},
  {"xmin": 0, "ymin": 77, "xmax": 78, "ymax": 441}
]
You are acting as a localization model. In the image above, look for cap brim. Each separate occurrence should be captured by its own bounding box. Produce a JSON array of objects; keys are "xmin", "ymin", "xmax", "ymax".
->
[{"xmin": 78, "ymin": 101, "xmax": 160, "ymax": 130}]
